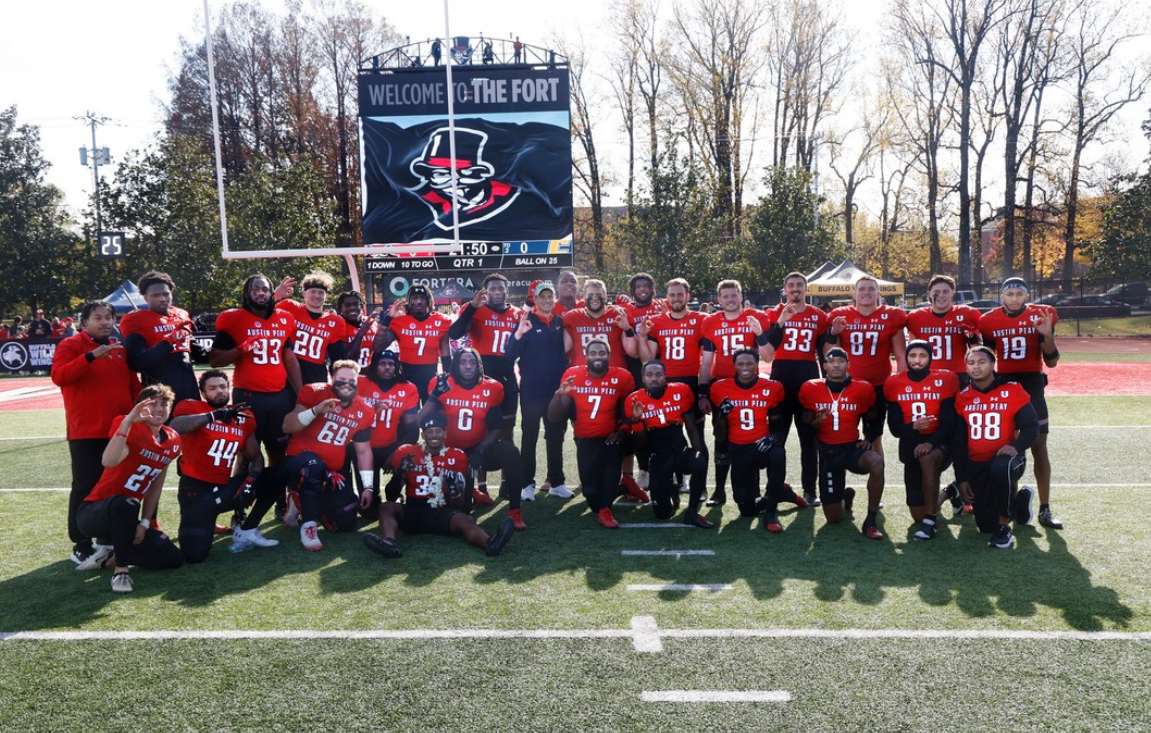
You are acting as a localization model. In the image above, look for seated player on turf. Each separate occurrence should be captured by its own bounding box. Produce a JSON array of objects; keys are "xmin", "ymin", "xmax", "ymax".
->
[
  {"xmin": 799, "ymin": 348, "xmax": 887, "ymax": 540},
  {"xmin": 76, "ymin": 385, "xmax": 185, "ymax": 593},
  {"xmin": 236, "ymin": 360, "xmax": 376, "ymax": 552},
  {"xmin": 169, "ymin": 369, "xmax": 269, "ymax": 561},
  {"xmin": 953, "ymin": 345, "xmax": 1040, "ymax": 549},
  {"xmin": 883, "ymin": 340, "xmax": 960, "ymax": 541},
  {"xmin": 418, "ymin": 348, "xmax": 527, "ymax": 530},
  {"xmin": 548, "ymin": 338, "xmax": 637, "ymax": 528},
  {"xmin": 362, "ymin": 413, "xmax": 516, "ymax": 559},
  {"xmin": 624, "ymin": 360, "xmax": 713, "ymax": 528},
  {"xmin": 710, "ymin": 348, "xmax": 808, "ymax": 533}
]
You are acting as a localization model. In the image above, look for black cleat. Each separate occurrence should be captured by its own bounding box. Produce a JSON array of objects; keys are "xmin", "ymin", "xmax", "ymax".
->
[
  {"xmin": 705, "ymin": 491, "xmax": 727, "ymax": 507},
  {"xmin": 485, "ymin": 517, "xmax": 516, "ymax": 556},
  {"xmin": 988, "ymin": 524, "xmax": 1014, "ymax": 549},
  {"xmin": 1012, "ymin": 485, "xmax": 1035, "ymax": 525},
  {"xmin": 803, "ymin": 491, "xmax": 822, "ymax": 508},
  {"xmin": 363, "ymin": 534, "xmax": 403, "ymax": 558},
  {"xmin": 942, "ymin": 481, "xmax": 964, "ymax": 516},
  {"xmin": 843, "ymin": 487, "xmax": 856, "ymax": 515},
  {"xmin": 682, "ymin": 512, "xmax": 714, "ymax": 529},
  {"xmin": 913, "ymin": 519, "xmax": 937, "ymax": 541},
  {"xmin": 1038, "ymin": 507, "xmax": 1064, "ymax": 530}
]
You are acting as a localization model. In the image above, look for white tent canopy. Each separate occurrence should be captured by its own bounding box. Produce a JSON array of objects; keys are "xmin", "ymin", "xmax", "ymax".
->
[
  {"xmin": 805, "ymin": 260, "xmax": 904, "ymax": 297},
  {"xmin": 103, "ymin": 280, "xmax": 147, "ymax": 313}
]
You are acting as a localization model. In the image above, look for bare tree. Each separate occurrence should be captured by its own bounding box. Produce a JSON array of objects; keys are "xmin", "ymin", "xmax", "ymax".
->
[
  {"xmin": 767, "ymin": 0, "xmax": 852, "ymax": 171},
  {"xmin": 310, "ymin": 0, "xmax": 400, "ymax": 243},
  {"xmin": 1057, "ymin": 0, "xmax": 1150, "ymax": 289},
  {"xmin": 608, "ymin": 0, "xmax": 664, "ymax": 211},
  {"xmin": 668, "ymin": 0, "xmax": 769, "ymax": 239},
  {"xmin": 560, "ymin": 38, "xmax": 611, "ymax": 271},
  {"xmin": 827, "ymin": 103, "xmax": 886, "ymax": 246},
  {"xmin": 886, "ymin": 4, "xmax": 956, "ymax": 273}
]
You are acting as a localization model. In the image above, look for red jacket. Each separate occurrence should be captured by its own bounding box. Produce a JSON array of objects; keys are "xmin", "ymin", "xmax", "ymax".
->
[{"xmin": 51, "ymin": 332, "xmax": 142, "ymax": 440}]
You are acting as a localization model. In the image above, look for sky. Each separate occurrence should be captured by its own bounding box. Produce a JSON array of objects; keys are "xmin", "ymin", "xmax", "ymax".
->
[{"xmin": 1, "ymin": 0, "xmax": 1146, "ymax": 224}]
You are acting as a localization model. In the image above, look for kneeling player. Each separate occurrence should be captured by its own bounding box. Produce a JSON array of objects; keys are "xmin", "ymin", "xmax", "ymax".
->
[
  {"xmin": 237, "ymin": 360, "xmax": 376, "ymax": 551},
  {"xmin": 710, "ymin": 348, "xmax": 807, "ymax": 533},
  {"xmin": 884, "ymin": 340, "xmax": 959, "ymax": 541},
  {"xmin": 170, "ymin": 369, "xmax": 270, "ymax": 561},
  {"xmin": 953, "ymin": 346, "xmax": 1039, "ymax": 549},
  {"xmin": 625, "ymin": 360, "xmax": 712, "ymax": 527},
  {"xmin": 799, "ymin": 348, "xmax": 886, "ymax": 539},
  {"xmin": 353, "ymin": 350, "xmax": 420, "ymax": 509},
  {"xmin": 362, "ymin": 414, "xmax": 516, "ymax": 558},
  {"xmin": 76, "ymin": 386, "xmax": 184, "ymax": 593}
]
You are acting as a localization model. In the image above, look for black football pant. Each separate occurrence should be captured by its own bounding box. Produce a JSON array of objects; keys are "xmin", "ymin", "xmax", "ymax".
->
[
  {"xmin": 575, "ymin": 437, "xmax": 623, "ymax": 512},
  {"xmin": 177, "ymin": 475, "xmax": 249, "ymax": 563},
  {"xmin": 649, "ymin": 445, "xmax": 708, "ymax": 520},
  {"xmin": 730, "ymin": 441, "xmax": 789, "ymax": 517},
  {"xmin": 68, "ymin": 438, "xmax": 108, "ymax": 549},
  {"xmin": 771, "ymin": 362, "xmax": 820, "ymax": 497},
  {"xmin": 518, "ymin": 394, "xmax": 567, "ymax": 488},
  {"xmin": 465, "ymin": 441, "xmax": 523, "ymax": 510},
  {"xmin": 969, "ymin": 454, "xmax": 1026, "ymax": 533},
  {"xmin": 243, "ymin": 452, "xmax": 358, "ymax": 532},
  {"xmin": 77, "ymin": 496, "xmax": 183, "ymax": 570}
]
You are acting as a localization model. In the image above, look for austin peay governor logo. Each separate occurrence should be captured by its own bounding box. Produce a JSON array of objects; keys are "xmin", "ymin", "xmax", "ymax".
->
[
  {"xmin": 1, "ymin": 341, "xmax": 29, "ymax": 371},
  {"xmin": 409, "ymin": 127, "xmax": 520, "ymax": 230}
]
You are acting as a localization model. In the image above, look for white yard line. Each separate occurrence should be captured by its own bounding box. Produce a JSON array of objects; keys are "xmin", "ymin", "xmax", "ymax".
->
[
  {"xmin": 626, "ymin": 584, "xmax": 732, "ymax": 592},
  {"xmin": 641, "ymin": 691, "xmax": 792, "ymax": 703},
  {"xmin": 621, "ymin": 550, "xmax": 716, "ymax": 556},
  {"xmin": 0, "ymin": 435, "xmax": 64, "ymax": 441}
]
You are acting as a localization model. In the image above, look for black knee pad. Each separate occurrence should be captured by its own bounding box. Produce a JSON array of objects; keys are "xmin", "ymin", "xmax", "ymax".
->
[{"xmin": 297, "ymin": 458, "xmax": 328, "ymax": 492}]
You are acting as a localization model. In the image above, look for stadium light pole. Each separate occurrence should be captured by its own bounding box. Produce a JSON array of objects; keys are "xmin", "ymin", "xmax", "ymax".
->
[{"xmin": 203, "ymin": 0, "xmax": 230, "ymax": 257}]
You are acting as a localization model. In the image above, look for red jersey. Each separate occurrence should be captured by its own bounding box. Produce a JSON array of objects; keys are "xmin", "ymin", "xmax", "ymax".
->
[
  {"xmin": 340, "ymin": 317, "xmax": 379, "ymax": 369},
  {"xmin": 464, "ymin": 305, "xmax": 520, "ymax": 357},
  {"xmin": 828, "ymin": 304, "xmax": 907, "ymax": 386},
  {"xmin": 286, "ymin": 384, "xmax": 375, "ymax": 470},
  {"xmin": 119, "ymin": 306, "xmax": 193, "ymax": 354},
  {"xmin": 389, "ymin": 313, "xmax": 452, "ymax": 366},
  {"xmin": 428, "ymin": 375, "xmax": 505, "ymax": 450},
  {"xmin": 173, "ymin": 399, "xmax": 256, "ymax": 485},
  {"xmin": 561, "ymin": 365, "xmax": 635, "ymax": 439},
  {"xmin": 883, "ymin": 369, "xmax": 960, "ymax": 437},
  {"xmin": 624, "ymin": 382, "xmax": 695, "ymax": 430},
  {"xmin": 553, "ymin": 298, "xmax": 585, "ymax": 317},
  {"xmin": 700, "ymin": 309, "xmax": 773, "ymax": 380},
  {"xmin": 357, "ymin": 376, "xmax": 420, "ymax": 448},
  {"xmin": 622, "ymin": 300, "xmax": 665, "ymax": 329},
  {"xmin": 906, "ymin": 306, "xmax": 982, "ymax": 373},
  {"xmin": 276, "ymin": 300, "xmax": 344, "ymax": 368},
  {"xmin": 214, "ymin": 308, "xmax": 296, "ymax": 392},
  {"xmin": 767, "ymin": 304, "xmax": 829, "ymax": 363},
  {"xmin": 85, "ymin": 417, "xmax": 181, "ymax": 503},
  {"xmin": 709, "ymin": 376, "xmax": 786, "ymax": 444},
  {"xmin": 799, "ymin": 378, "xmax": 877, "ymax": 445},
  {"xmin": 977, "ymin": 305, "xmax": 1057, "ymax": 375},
  {"xmin": 645, "ymin": 311, "xmax": 706, "ymax": 379},
  {"xmin": 392, "ymin": 443, "xmax": 469, "ymax": 503},
  {"xmin": 564, "ymin": 306, "xmax": 629, "ymax": 368},
  {"xmin": 51, "ymin": 332, "xmax": 141, "ymax": 440},
  {"xmin": 955, "ymin": 380, "xmax": 1032, "ymax": 462}
]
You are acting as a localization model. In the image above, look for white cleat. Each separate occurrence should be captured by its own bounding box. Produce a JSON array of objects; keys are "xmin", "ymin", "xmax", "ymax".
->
[
  {"xmin": 299, "ymin": 521, "xmax": 323, "ymax": 551},
  {"xmin": 521, "ymin": 483, "xmax": 537, "ymax": 502},
  {"xmin": 548, "ymin": 483, "xmax": 574, "ymax": 499}
]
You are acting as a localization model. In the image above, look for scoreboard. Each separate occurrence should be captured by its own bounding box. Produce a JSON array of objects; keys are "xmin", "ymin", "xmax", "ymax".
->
[{"xmin": 363, "ymin": 240, "xmax": 573, "ymax": 273}]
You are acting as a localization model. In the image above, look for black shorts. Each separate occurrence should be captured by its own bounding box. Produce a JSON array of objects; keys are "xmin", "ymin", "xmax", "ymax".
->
[
  {"xmin": 233, "ymin": 387, "xmax": 294, "ymax": 453},
  {"xmin": 401, "ymin": 501, "xmax": 462, "ymax": 536},
  {"xmin": 865, "ymin": 384, "xmax": 887, "ymax": 438},
  {"xmin": 404, "ymin": 363, "xmax": 439, "ymax": 403},
  {"xmin": 817, "ymin": 441, "xmax": 871, "ymax": 504},
  {"xmin": 481, "ymin": 355, "xmax": 519, "ymax": 421},
  {"xmin": 1007, "ymin": 371, "xmax": 1049, "ymax": 433}
]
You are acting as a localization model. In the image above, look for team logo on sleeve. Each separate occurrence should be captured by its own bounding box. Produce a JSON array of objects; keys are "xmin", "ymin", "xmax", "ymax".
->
[{"xmin": 409, "ymin": 128, "xmax": 520, "ymax": 229}]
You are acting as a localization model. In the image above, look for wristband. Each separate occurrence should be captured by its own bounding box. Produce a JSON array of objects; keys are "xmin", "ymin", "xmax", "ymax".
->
[
  {"xmin": 115, "ymin": 430, "xmax": 130, "ymax": 439},
  {"xmin": 298, "ymin": 406, "xmax": 319, "ymax": 427},
  {"xmin": 1045, "ymin": 347, "xmax": 1059, "ymax": 360},
  {"xmin": 755, "ymin": 331, "xmax": 771, "ymax": 347},
  {"xmin": 359, "ymin": 470, "xmax": 375, "ymax": 491},
  {"xmin": 379, "ymin": 315, "xmax": 393, "ymax": 328},
  {"xmin": 85, "ymin": 352, "xmax": 96, "ymax": 363},
  {"xmin": 624, "ymin": 328, "xmax": 636, "ymax": 338},
  {"xmin": 139, "ymin": 517, "xmax": 151, "ymax": 529}
]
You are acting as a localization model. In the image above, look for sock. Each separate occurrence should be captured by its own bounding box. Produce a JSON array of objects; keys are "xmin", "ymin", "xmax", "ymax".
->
[
  {"xmin": 1040, "ymin": 503, "xmax": 1050, "ymax": 512},
  {"xmin": 865, "ymin": 509, "xmax": 878, "ymax": 525},
  {"xmin": 714, "ymin": 461, "xmax": 729, "ymax": 493},
  {"xmin": 923, "ymin": 514, "xmax": 937, "ymax": 525}
]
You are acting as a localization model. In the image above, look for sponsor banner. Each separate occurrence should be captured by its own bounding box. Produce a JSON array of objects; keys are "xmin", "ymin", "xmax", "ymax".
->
[
  {"xmin": 0, "ymin": 339, "xmax": 59, "ymax": 373},
  {"xmin": 377, "ymin": 270, "xmax": 560, "ymax": 304}
]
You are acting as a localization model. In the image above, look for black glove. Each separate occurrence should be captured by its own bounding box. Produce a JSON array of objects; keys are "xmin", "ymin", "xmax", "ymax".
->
[
  {"xmin": 470, "ymin": 447, "xmax": 487, "ymax": 472},
  {"xmin": 397, "ymin": 455, "xmax": 416, "ymax": 476},
  {"xmin": 754, "ymin": 436, "xmax": 776, "ymax": 454},
  {"xmin": 444, "ymin": 470, "xmax": 467, "ymax": 500},
  {"xmin": 432, "ymin": 373, "xmax": 452, "ymax": 397},
  {"xmin": 717, "ymin": 398, "xmax": 735, "ymax": 416},
  {"xmin": 212, "ymin": 403, "xmax": 248, "ymax": 423}
]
